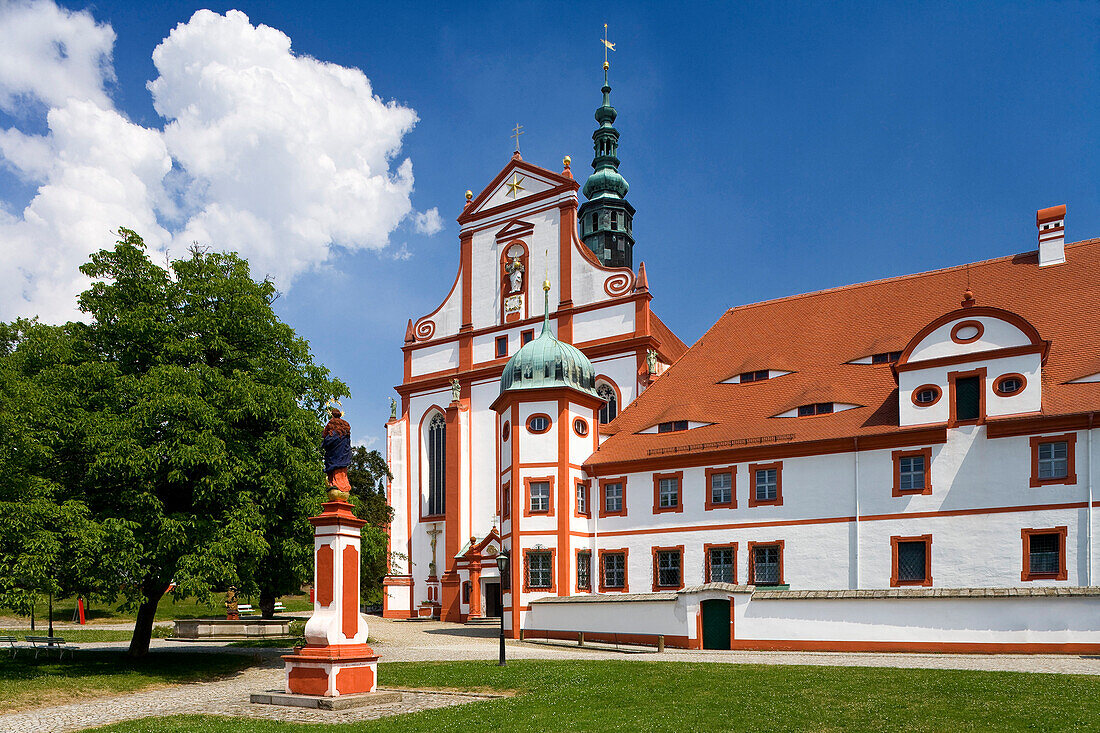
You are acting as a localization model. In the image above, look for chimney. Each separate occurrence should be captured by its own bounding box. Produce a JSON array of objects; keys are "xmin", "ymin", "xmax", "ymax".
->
[{"xmin": 1036, "ymin": 204, "xmax": 1066, "ymax": 267}]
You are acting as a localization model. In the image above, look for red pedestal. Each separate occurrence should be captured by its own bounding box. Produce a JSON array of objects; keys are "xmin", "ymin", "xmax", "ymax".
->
[{"xmin": 283, "ymin": 501, "xmax": 378, "ymax": 697}]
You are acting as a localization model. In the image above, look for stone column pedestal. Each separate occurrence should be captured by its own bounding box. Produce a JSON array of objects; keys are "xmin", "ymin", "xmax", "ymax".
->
[{"xmin": 283, "ymin": 500, "xmax": 377, "ymax": 696}]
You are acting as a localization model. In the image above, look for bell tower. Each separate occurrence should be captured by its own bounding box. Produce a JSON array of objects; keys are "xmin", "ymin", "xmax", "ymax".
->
[{"xmin": 577, "ymin": 30, "xmax": 635, "ymax": 269}]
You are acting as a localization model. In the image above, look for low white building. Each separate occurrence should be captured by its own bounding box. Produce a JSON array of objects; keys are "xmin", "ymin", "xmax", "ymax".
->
[{"xmin": 384, "ymin": 68, "xmax": 1100, "ymax": 653}]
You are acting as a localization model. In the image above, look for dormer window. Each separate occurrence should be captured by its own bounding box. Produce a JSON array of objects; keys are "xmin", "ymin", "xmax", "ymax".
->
[
  {"xmin": 740, "ymin": 370, "xmax": 769, "ymax": 383},
  {"xmin": 994, "ymin": 374, "xmax": 1025, "ymax": 396},
  {"xmin": 871, "ymin": 351, "xmax": 902, "ymax": 364},
  {"xmin": 797, "ymin": 403, "xmax": 834, "ymax": 417},
  {"xmin": 913, "ymin": 386, "xmax": 941, "ymax": 405},
  {"xmin": 657, "ymin": 420, "xmax": 688, "ymax": 433}
]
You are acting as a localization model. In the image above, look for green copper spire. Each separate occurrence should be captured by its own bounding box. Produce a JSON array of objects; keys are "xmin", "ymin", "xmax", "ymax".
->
[{"xmin": 578, "ymin": 28, "xmax": 636, "ymax": 269}]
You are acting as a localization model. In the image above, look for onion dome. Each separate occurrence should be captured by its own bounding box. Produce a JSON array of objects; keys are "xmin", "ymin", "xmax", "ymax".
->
[
  {"xmin": 499, "ymin": 282, "xmax": 598, "ymax": 397},
  {"xmin": 582, "ymin": 64, "xmax": 630, "ymax": 201}
]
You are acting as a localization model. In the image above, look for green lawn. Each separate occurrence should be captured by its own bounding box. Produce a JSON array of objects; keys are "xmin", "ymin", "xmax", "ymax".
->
[
  {"xmin": 2, "ymin": 628, "xmax": 136, "ymax": 642},
  {"xmin": 0, "ymin": 650, "xmax": 259, "ymax": 713},
  {"xmin": 85, "ymin": 659, "xmax": 1099, "ymax": 732},
  {"xmin": 1, "ymin": 593, "xmax": 313, "ymax": 625}
]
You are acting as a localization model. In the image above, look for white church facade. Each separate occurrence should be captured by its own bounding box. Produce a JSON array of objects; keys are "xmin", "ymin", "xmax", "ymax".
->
[{"xmin": 384, "ymin": 68, "xmax": 1100, "ymax": 653}]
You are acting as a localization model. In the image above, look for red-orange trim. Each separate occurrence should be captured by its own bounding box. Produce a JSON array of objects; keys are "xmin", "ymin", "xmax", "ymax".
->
[
  {"xmin": 994, "ymin": 372, "xmax": 1027, "ymax": 396},
  {"xmin": 947, "ymin": 367, "xmax": 987, "ymax": 427},
  {"xmin": 653, "ymin": 471, "xmax": 684, "ymax": 514},
  {"xmin": 501, "ymin": 481, "xmax": 511, "ymax": 519},
  {"xmin": 895, "ymin": 343, "xmax": 1048, "ymax": 375},
  {"xmin": 316, "ymin": 545, "xmax": 334, "ymax": 606},
  {"xmin": 1021, "ymin": 526, "xmax": 1068, "ymax": 581},
  {"xmin": 652, "ymin": 545, "xmax": 686, "ymax": 591},
  {"xmin": 574, "ymin": 548, "xmax": 593, "ymax": 593},
  {"xmin": 703, "ymin": 543, "xmax": 737, "ymax": 584},
  {"xmin": 342, "ymin": 545, "xmax": 359, "ymax": 638},
  {"xmin": 523, "ymin": 476, "xmax": 555, "ymax": 517},
  {"xmin": 598, "ymin": 476, "xmax": 628, "ymax": 517},
  {"xmin": 287, "ymin": 667, "xmax": 328, "ymax": 695},
  {"xmin": 950, "ymin": 319, "xmax": 985, "ymax": 344},
  {"xmin": 747, "ymin": 462, "xmax": 783, "ymax": 507},
  {"xmin": 574, "ymin": 479, "xmax": 591, "ymax": 518},
  {"xmin": 572, "ymin": 417, "xmax": 590, "ymax": 437},
  {"xmin": 524, "ymin": 628, "xmax": 693, "ymax": 649},
  {"xmin": 897, "ymin": 306, "xmax": 1044, "ymax": 367},
  {"xmin": 747, "ymin": 540, "xmax": 785, "ymax": 586},
  {"xmin": 522, "ymin": 548, "xmax": 557, "ymax": 593},
  {"xmin": 598, "ymin": 548, "xmax": 629, "ymax": 592},
  {"xmin": 501, "ymin": 421, "xmax": 510, "ymax": 441},
  {"xmin": 335, "ymin": 665, "xmax": 375, "ymax": 695},
  {"xmin": 911, "ymin": 384, "xmax": 942, "ymax": 407},
  {"xmin": 892, "ymin": 447, "xmax": 933, "ymax": 496},
  {"xmin": 987, "ymin": 413, "xmax": 1095, "ymax": 439},
  {"xmin": 704, "ymin": 466, "xmax": 737, "ymax": 510},
  {"xmin": 1029, "ymin": 433, "xmax": 1078, "ymax": 487},
  {"xmin": 890, "ymin": 534, "xmax": 933, "ymax": 587},
  {"xmin": 526, "ymin": 413, "xmax": 552, "ymax": 434},
  {"xmin": 727, "ymin": 638, "xmax": 1100, "ymax": 654}
]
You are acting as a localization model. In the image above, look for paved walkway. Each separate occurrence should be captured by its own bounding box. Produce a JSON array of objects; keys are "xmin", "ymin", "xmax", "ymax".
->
[{"xmin": 2, "ymin": 615, "xmax": 1097, "ymax": 732}]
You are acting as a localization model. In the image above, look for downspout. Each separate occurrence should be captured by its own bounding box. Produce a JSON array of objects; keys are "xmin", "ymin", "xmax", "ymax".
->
[
  {"xmin": 853, "ymin": 437, "xmax": 861, "ymax": 590},
  {"xmin": 1089, "ymin": 414, "xmax": 1094, "ymax": 586},
  {"xmin": 592, "ymin": 478, "xmax": 599, "ymax": 594}
]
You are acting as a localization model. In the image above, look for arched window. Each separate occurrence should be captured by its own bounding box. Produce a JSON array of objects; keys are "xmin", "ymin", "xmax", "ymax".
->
[
  {"xmin": 597, "ymin": 383, "xmax": 618, "ymax": 425},
  {"xmin": 427, "ymin": 413, "xmax": 446, "ymax": 516}
]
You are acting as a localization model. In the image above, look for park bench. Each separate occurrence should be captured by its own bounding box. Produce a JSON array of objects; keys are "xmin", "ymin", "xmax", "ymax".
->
[
  {"xmin": 236, "ymin": 602, "xmax": 286, "ymax": 616},
  {"xmin": 0, "ymin": 635, "xmax": 22, "ymax": 657},
  {"xmin": 25, "ymin": 635, "xmax": 78, "ymax": 660}
]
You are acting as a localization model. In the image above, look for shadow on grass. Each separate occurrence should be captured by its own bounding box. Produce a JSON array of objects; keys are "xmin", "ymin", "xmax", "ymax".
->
[{"xmin": 0, "ymin": 650, "xmax": 258, "ymax": 687}]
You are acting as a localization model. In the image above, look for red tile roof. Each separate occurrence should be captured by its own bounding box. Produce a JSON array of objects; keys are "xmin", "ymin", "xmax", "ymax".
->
[{"xmin": 586, "ymin": 239, "xmax": 1100, "ymax": 469}]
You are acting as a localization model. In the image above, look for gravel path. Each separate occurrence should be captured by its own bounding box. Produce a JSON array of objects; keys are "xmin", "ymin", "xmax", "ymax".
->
[{"xmin": 2, "ymin": 615, "xmax": 1097, "ymax": 732}]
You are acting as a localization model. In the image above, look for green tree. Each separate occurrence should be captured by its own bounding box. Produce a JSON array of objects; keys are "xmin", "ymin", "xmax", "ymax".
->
[
  {"xmin": 345, "ymin": 446, "xmax": 394, "ymax": 605},
  {"xmin": 0, "ymin": 229, "xmax": 346, "ymax": 656}
]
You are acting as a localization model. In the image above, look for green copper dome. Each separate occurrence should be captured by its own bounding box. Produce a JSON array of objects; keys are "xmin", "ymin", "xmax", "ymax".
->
[{"xmin": 500, "ymin": 288, "xmax": 598, "ymax": 397}]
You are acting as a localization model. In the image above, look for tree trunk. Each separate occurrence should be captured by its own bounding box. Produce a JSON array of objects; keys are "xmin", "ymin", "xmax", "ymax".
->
[
  {"xmin": 127, "ymin": 580, "xmax": 165, "ymax": 658},
  {"xmin": 48, "ymin": 590, "xmax": 54, "ymax": 638},
  {"xmin": 259, "ymin": 589, "xmax": 276, "ymax": 619}
]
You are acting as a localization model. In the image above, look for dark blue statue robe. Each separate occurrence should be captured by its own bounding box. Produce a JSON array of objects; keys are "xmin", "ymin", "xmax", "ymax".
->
[{"xmin": 322, "ymin": 417, "xmax": 352, "ymax": 474}]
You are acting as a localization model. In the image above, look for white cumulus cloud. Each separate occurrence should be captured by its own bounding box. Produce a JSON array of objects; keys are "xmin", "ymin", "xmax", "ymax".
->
[{"xmin": 0, "ymin": 3, "xmax": 426, "ymax": 323}]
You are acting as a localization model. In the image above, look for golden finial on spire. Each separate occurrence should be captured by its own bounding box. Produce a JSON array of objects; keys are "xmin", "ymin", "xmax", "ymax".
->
[{"xmin": 601, "ymin": 23, "xmax": 615, "ymax": 71}]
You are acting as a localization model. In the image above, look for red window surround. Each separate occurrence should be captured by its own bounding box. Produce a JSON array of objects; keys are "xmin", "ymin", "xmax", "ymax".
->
[
  {"xmin": 652, "ymin": 471, "xmax": 684, "ymax": 514},
  {"xmin": 598, "ymin": 548, "xmax": 629, "ymax": 592},
  {"xmin": 522, "ymin": 548, "xmax": 557, "ymax": 593},
  {"xmin": 703, "ymin": 542, "xmax": 737, "ymax": 584},
  {"xmin": 747, "ymin": 462, "xmax": 783, "ymax": 507},
  {"xmin": 892, "ymin": 447, "xmax": 933, "ymax": 496},
  {"xmin": 947, "ymin": 367, "xmax": 987, "ymax": 427},
  {"xmin": 575, "ymin": 548, "xmax": 593, "ymax": 593},
  {"xmin": 747, "ymin": 540, "xmax": 784, "ymax": 586},
  {"xmin": 598, "ymin": 476, "xmax": 628, "ymax": 518},
  {"xmin": 501, "ymin": 482, "xmax": 510, "ymax": 519},
  {"xmin": 526, "ymin": 413, "xmax": 552, "ymax": 434},
  {"xmin": 890, "ymin": 534, "xmax": 933, "ymax": 587},
  {"xmin": 704, "ymin": 466, "xmax": 737, "ymax": 510},
  {"xmin": 1021, "ymin": 526, "xmax": 1068, "ymax": 581},
  {"xmin": 1029, "ymin": 433, "xmax": 1078, "ymax": 488},
  {"xmin": 574, "ymin": 479, "xmax": 591, "ymax": 518},
  {"xmin": 651, "ymin": 545, "xmax": 685, "ymax": 591},
  {"xmin": 522, "ymin": 476, "xmax": 555, "ymax": 517}
]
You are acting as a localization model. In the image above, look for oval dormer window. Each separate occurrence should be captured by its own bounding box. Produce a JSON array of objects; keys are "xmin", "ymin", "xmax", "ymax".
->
[
  {"xmin": 994, "ymin": 374, "xmax": 1025, "ymax": 396},
  {"xmin": 912, "ymin": 385, "xmax": 941, "ymax": 406},
  {"xmin": 501, "ymin": 421, "xmax": 510, "ymax": 441},
  {"xmin": 573, "ymin": 417, "xmax": 589, "ymax": 437},
  {"xmin": 950, "ymin": 320, "xmax": 984, "ymax": 344}
]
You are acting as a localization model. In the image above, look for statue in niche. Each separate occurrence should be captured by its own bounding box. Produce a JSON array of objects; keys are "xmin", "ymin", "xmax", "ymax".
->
[
  {"xmin": 390, "ymin": 398, "xmax": 397, "ymax": 420},
  {"xmin": 451, "ymin": 378, "xmax": 461, "ymax": 402},
  {"xmin": 646, "ymin": 348, "xmax": 658, "ymax": 375},
  {"xmin": 505, "ymin": 257, "xmax": 525, "ymax": 294}
]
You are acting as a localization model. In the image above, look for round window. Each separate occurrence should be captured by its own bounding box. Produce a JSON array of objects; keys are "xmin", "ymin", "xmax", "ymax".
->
[
  {"xmin": 950, "ymin": 320, "xmax": 984, "ymax": 344},
  {"xmin": 527, "ymin": 415, "xmax": 550, "ymax": 433},
  {"xmin": 573, "ymin": 417, "xmax": 589, "ymax": 436},
  {"xmin": 995, "ymin": 374, "xmax": 1025, "ymax": 396},
  {"xmin": 912, "ymin": 385, "xmax": 941, "ymax": 406},
  {"xmin": 501, "ymin": 421, "xmax": 510, "ymax": 441}
]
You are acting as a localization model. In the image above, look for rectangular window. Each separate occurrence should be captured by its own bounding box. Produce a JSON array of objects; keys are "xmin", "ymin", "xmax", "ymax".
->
[
  {"xmin": 952, "ymin": 372, "xmax": 983, "ymax": 423},
  {"xmin": 656, "ymin": 420, "xmax": 688, "ymax": 433},
  {"xmin": 711, "ymin": 472, "xmax": 732, "ymax": 504},
  {"xmin": 521, "ymin": 329, "xmax": 534, "ymax": 345},
  {"xmin": 892, "ymin": 447, "xmax": 932, "ymax": 496},
  {"xmin": 501, "ymin": 483, "xmax": 510, "ymax": 518},
  {"xmin": 611, "ymin": 211, "xmax": 619, "ymax": 230},
  {"xmin": 1030, "ymin": 434, "xmax": 1077, "ymax": 487},
  {"xmin": 577, "ymin": 551, "xmax": 591, "ymax": 591},
  {"xmin": 740, "ymin": 370, "xmax": 769, "ymax": 383},
  {"xmin": 707, "ymin": 546, "xmax": 735, "ymax": 584},
  {"xmin": 871, "ymin": 351, "xmax": 901, "ymax": 364},
  {"xmin": 749, "ymin": 462, "xmax": 782, "ymax": 507},
  {"xmin": 601, "ymin": 480, "xmax": 625, "ymax": 516},
  {"xmin": 1022, "ymin": 527, "xmax": 1067, "ymax": 581},
  {"xmin": 654, "ymin": 548, "xmax": 683, "ymax": 590},
  {"xmin": 798, "ymin": 402, "xmax": 833, "ymax": 416},
  {"xmin": 576, "ymin": 481, "xmax": 588, "ymax": 516},
  {"xmin": 891, "ymin": 536, "xmax": 932, "ymax": 586},
  {"xmin": 659, "ymin": 478, "xmax": 678, "ymax": 507},
  {"xmin": 899, "ymin": 455, "xmax": 925, "ymax": 491},
  {"xmin": 495, "ymin": 335, "xmax": 508, "ymax": 358},
  {"xmin": 751, "ymin": 543, "xmax": 782, "ymax": 586},
  {"xmin": 525, "ymin": 551, "xmax": 553, "ymax": 590},
  {"xmin": 529, "ymin": 481, "xmax": 550, "ymax": 513},
  {"xmin": 601, "ymin": 551, "xmax": 627, "ymax": 590}
]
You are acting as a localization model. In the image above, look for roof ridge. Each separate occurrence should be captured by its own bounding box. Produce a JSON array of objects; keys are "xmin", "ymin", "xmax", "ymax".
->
[{"xmin": 722, "ymin": 238, "xmax": 1100, "ymax": 316}]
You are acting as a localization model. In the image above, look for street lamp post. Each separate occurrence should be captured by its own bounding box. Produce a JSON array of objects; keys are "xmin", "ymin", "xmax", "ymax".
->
[{"xmin": 495, "ymin": 550, "xmax": 509, "ymax": 666}]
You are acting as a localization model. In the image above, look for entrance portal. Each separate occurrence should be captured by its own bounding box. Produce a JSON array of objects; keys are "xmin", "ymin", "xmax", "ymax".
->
[{"xmin": 485, "ymin": 581, "xmax": 501, "ymax": 618}]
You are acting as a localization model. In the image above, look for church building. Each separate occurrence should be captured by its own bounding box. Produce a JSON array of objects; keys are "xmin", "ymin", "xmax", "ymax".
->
[{"xmin": 384, "ymin": 61, "xmax": 1100, "ymax": 653}]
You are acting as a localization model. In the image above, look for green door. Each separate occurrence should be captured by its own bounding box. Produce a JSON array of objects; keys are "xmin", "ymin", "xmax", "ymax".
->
[{"xmin": 701, "ymin": 599, "xmax": 731, "ymax": 650}]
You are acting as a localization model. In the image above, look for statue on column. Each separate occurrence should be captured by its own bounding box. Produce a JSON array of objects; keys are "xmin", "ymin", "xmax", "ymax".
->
[{"xmin": 322, "ymin": 405, "xmax": 353, "ymax": 501}]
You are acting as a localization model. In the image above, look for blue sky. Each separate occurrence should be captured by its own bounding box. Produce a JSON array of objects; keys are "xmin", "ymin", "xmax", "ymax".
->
[{"xmin": 1, "ymin": 1, "xmax": 1098, "ymax": 449}]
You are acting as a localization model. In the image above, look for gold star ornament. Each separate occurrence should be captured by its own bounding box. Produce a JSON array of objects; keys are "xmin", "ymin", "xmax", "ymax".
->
[{"xmin": 505, "ymin": 173, "xmax": 526, "ymax": 198}]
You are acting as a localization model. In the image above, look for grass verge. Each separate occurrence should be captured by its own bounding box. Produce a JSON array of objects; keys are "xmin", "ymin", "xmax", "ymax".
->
[
  {"xmin": 83, "ymin": 659, "xmax": 1100, "ymax": 732},
  {"xmin": 0, "ymin": 650, "xmax": 259, "ymax": 713}
]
